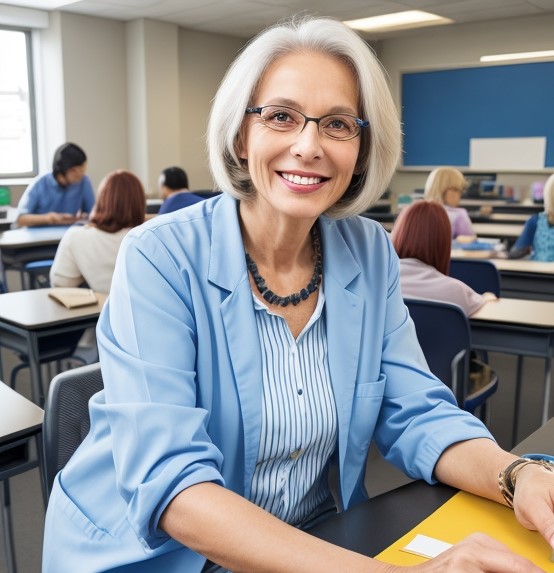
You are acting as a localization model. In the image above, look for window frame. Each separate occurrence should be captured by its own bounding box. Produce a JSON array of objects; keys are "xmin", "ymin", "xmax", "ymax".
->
[{"xmin": 0, "ymin": 25, "xmax": 39, "ymax": 179}]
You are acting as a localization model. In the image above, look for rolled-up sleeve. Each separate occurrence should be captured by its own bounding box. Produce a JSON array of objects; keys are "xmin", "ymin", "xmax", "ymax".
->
[{"xmin": 373, "ymin": 239, "xmax": 494, "ymax": 484}]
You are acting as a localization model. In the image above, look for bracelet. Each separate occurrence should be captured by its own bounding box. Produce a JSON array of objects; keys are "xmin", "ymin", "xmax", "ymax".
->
[{"xmin": 498, "ymin": 458, "xmax": 553, "ymax": 508}]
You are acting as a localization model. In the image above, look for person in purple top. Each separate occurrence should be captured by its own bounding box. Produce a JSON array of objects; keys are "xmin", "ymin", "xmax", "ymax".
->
[
  {"xmin": 157, "ymin": 166, "xmax": 205, "ymax": 214},
  {"xmin": 16, "ymin": 142, "xmax": 95, "ymax": 227},
  {"xmin": 424, "ymin": 166, "xmax": 476, "ymax": 240}
]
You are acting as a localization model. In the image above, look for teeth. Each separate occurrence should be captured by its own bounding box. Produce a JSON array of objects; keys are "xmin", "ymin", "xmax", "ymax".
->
[{"xmin": 281, "ymin": 173, "xmax": 322, "ymax": 185}]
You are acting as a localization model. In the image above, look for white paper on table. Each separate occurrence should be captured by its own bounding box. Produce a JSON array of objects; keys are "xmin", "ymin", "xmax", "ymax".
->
[{"xmin": 401, "ymin": 533, "xmax": 453, "ymax": 559}]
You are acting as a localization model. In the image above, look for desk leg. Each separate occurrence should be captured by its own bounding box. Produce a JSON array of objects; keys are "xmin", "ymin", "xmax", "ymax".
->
[
  {"xmin": 1, "ymin": 480, "xmax": 17, "ymax": 573},
  {"xmin": 512, "ymin": 356, "xmax": 524, "ymax": 448},
  {"xmin": 541, "ymin": 356, "xmax": 552, "ymax": 425},
  {"xmin": 26, "ymin": 333, "xmax": 43, "ymax": 407}
]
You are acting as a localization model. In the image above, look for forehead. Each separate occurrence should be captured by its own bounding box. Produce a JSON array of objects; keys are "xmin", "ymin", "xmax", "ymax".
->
[{"xmin": 253, "ymin": 51, "xmax": 359, "ymax": 112}]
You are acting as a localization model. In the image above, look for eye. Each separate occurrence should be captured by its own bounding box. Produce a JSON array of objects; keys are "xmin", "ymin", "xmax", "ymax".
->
[{"xmin": 327, "ymin": 118, "xmax": 348, "ymax": 130}]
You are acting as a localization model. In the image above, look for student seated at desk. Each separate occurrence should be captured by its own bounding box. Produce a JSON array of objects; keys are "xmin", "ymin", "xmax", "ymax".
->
[
  {"xmin": 424, "ymin": 166, "xmax": 476, "ymax": 241},
  {"xmin": 391, "ymin": 201, "xmax": 497, "ymax": 316},
  {"xmin": 49, "ymin": 170, "xmax": 146, "ymax": 293},
  {"xmin": 16, "ymin": 142, "xmax": 95, "ymax": 227},
  {"xmin": 157, "ymin": 166, "xmax": 205, "ymax": 214},
  {"xmin": 509, "ymin": 173, "xmax": 554, "ymax": 261},
  {"xmin": 43, "ymin": 16, "xmax": 554, "ymax": 573}
]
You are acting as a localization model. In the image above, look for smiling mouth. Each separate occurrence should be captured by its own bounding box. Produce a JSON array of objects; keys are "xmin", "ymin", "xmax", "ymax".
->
[{"xmin": 280, "ymin": 172, "xmax": 327, "ymax": 185}]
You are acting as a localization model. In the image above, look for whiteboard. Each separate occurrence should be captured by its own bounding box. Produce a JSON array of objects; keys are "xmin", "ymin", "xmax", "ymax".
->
[{"xmin": 469, "ymin": 137, "xmax": 546, "ymax": 170}]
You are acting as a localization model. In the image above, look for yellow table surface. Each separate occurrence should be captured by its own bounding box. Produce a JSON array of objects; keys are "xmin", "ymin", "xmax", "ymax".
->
[{"xmin": 375, "ymin": 491, "xmax": 552, "ymax": 568}]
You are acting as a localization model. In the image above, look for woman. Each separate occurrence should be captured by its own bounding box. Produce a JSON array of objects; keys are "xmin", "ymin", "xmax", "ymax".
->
[
  {"xmin": 509, "ymin": 173, "xmax": 554, "ymax": 260},
  {"xmin": 16, "ymin": 142, "xmax": 95, "ymax": 227},
  {"xmin": 49, "ymin": 169, "xmax": 146, "ymax": 293},
  {"xmin": 424, "ymin": 166, "xmax": 476, "ymax": 240},
  {"xmin": 391, "ymin": 201, "xmax": 496, "ymax": 316},
  {"xmin": 43, "ymin": 17, "xmax": 553, "ymax": 573}
]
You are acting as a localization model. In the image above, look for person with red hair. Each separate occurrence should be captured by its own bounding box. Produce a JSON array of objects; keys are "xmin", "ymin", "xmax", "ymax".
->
[
  {"xmin": 391, "ymin": 200, "xmax": 495, "ymax": 316},
  {"xmin": 50, "ymin": 169, "xmax": 146, "ymax": 293}
]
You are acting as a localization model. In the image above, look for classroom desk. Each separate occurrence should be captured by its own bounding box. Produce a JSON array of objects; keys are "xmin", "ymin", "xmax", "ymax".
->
[
  {"xmin": 469, "ymin": 298, "xmax": 554, "ymax": 435},
  {"xmin": 471, "ymin": 222, "xmax": 523, "ymax": 241},
  {"xmin": 307, "ymin": 417, "xmax": 554, "ymax": 558},
  {"xmin": 492, "ymin": 259, "xmax": 554, "ymax": 301},
  {"xmin": 0, "ymin": 289, "xmax": 107, "ymax": 407},
  {"xmin": 0, "ymin": 381, "xmax": 44, "ymax": 573},
  {"xmin": 449, "ymin": 253, "xmax": 554, "ymax": 301},
  {"xmin": 0, "ymin": 226, "xmax": 69, "ymax": 289}
]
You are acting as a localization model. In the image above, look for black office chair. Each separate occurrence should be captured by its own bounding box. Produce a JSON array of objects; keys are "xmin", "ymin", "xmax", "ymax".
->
[
  {"xmin": 404, "ymin": 297, "xmax": 498, "ymax": 423},
  {"xmin": 42, "ymin": 362, "xmax": 103, "ymax": 498},
  {"xmin": 449, "ymin": 259, "xmax": 501, "ymax": 296}
]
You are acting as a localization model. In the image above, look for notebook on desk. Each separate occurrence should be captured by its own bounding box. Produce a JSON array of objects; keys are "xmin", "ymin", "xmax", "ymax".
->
[
  {"xmin": 48, "ymin": 288, "xmax": 98, "ymax": 309},
  {"xmin": 375, "ymin": 491, "xmax": 552, "ymax": 569}
]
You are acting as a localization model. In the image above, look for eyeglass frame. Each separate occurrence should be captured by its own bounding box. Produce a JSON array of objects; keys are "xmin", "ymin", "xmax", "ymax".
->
[{"xmin": 244, "ymin": 105, "xmax": 370, "ymax": 141}]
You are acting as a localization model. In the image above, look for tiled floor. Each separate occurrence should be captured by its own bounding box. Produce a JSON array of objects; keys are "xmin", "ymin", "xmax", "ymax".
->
[{"xmin": 0, "ymin": 341, "xmax": 552, "ymax": 572}]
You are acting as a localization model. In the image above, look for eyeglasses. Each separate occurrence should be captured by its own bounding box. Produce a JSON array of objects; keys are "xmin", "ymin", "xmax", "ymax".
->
[{"xmin": 245, "ymin": 105, "xmax": 369, "ymax": 141}]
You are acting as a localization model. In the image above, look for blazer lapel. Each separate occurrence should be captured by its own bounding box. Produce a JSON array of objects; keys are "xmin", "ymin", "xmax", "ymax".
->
[
  {"xmin": 208, "ymin": 195, "xmax": 263, "ymax": 495},
  {"xmin": 320, "ymin": 218, "xmax": 364, "ymax": 487}
]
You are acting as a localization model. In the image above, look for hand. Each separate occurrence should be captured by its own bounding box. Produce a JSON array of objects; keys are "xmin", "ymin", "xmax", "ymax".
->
[
  {"xmin": 482, "ymin": 291, "xmax": 498, "ymax": 301},
  {"xmin": 388, "ymin": 532, "xmax": 546, "ymax": 572},
  {"xmin": 455, "ymin": 234, "xmax": 477, "ymax": 244},
  {"xmin": 46, "ymin": 212, "xmax": 77, "ymax": 225},
  {"xmin": 512, "ymin": 463, "xmax": 554, "ymax": 550}
]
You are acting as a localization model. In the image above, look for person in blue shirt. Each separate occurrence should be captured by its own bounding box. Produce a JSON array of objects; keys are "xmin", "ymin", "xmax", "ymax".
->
[
  {"xmin": 16, "ymin": 142, "xmax": 95, "ymax": 227},
  {"xmin": 157, "ymin": 166, "xmax": 205, "ymax": 214},
  {"xmin": 43, "ymin": 16, "xmax": 554, "ymax": 573},
  {"xmin": 509, "ymin": 173, "xmax": 554, "ymax": 261}
]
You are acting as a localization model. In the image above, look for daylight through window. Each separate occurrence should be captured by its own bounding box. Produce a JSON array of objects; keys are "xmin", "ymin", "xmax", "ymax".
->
[{"xmin": 0, "ymin": 28, "xmax": 36, "ymax": 177}]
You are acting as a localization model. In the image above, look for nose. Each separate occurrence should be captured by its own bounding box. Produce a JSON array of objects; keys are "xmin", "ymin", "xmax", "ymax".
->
[{"xmin": 290, "ymin": 120, "xmax": 323, "ymax": 160}]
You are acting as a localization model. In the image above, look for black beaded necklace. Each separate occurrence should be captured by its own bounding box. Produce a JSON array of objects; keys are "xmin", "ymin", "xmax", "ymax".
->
[{"xmin": 245, "ymin": 226, "xmax": 323, "ymax": 307}]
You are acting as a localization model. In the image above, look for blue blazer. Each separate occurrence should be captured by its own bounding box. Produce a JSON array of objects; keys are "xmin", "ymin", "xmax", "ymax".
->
[{"xmin": 43, "ymin": 193, "xmax": 492, "ymax": 572}]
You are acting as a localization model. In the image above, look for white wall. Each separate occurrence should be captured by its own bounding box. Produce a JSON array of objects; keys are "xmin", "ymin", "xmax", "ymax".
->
[
  {"xmin": 378, "ymin": 13, "xmax": 554, "ymax": 201},
  {"xmin": 59, "ymin": 12, "xmax": 128, "ymax": 192},
  {"xmin": 178, "ymin": 29, "xmax": 245, "ymax": 191},
  {"xmin": 30, "ymin": 12, "xmax": 245, "ymax": 199}
]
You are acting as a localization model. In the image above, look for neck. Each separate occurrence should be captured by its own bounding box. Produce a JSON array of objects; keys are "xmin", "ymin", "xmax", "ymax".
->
[{"xmin": 239, "ymin": 201, "xmax": 316, "ymax": 268}]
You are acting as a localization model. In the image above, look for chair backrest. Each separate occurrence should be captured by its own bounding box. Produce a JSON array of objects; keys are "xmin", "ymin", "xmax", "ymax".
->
[
  {"xmin": 42, "ymin": 362, "xmax": 103, "ymax": 497},
  {"xmin": 449, "ymin": 259, "xmax": 501, "ymax": 296},
  {"xmin": 404, "ymin": 297, "xmax": 471, "ymax": 406}
]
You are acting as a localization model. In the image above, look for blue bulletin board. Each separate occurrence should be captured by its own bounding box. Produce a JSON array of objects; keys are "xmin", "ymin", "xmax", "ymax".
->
[{"xmin": 401, "ymin": 60, "xmax": 554, "ymax": 167}]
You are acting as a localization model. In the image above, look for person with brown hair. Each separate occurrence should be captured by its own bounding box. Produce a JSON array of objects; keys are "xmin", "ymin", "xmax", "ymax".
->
[
  {"xmin": 16, "ymin": 142, "xmax": 95, "ymax": 227},
  {"xmin": 391, "ymin": 201, "xmax": 495, "ymax": 316},
  {"xmin": 49, "ymin": 169, "xmax": 146, "ymax": 293}
]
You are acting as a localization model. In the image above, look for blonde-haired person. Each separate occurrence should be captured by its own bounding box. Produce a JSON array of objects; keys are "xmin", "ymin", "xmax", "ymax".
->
[
  {"xmin": 509, "ymin": 173, "xmax": 554, "ymax": 260},
  {"xmin": 424, "ymin": 166, "xmax": 476, "ymax": 240},
  {"xmin": 43, "ymin": 16, "xmax": 554, "ymax": 573}
]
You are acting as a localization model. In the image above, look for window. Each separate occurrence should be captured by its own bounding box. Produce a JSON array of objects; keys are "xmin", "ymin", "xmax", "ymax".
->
[{"xmin": 0, "ymin": 27, "xmax": 37, "ymax": 177}]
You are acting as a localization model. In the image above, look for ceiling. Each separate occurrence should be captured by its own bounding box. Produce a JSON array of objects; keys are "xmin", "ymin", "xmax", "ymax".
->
[{"xmin": 5, "ymin": 0, "xmax": 554, "ymax": 39}]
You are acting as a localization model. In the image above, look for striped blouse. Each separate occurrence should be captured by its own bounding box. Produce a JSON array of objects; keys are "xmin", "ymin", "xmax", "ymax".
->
[{"xmin": 249, "ymin": 286, "xmax": 338, "ymax": 526}]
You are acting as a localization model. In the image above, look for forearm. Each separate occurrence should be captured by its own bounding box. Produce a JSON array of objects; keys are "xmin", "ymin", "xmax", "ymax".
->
[
  {"xmin": 160, "ymin": 482, "xmax": 392, "ymax": 573},
  {"xmin": 17, "ymin": 213, "xmax": 52, "ymax": 226},
  {"xmin": 434, "ymin": 438, "xmax": 517, "ymax": 505}
]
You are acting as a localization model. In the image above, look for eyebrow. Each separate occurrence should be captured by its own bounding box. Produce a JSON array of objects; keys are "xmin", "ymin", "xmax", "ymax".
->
[{"xmin": 262, "ymin": 97, "xmax": 359, "ymax": 116}]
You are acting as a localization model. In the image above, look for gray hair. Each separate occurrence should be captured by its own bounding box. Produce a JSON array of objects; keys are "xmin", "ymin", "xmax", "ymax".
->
[
  {"xmin": 423, "ymin": 167, "xmax": 468, "ymax": 203},
  {"xmin": 207, "ymin": 16, "xmax": 401, "ymax": 219}
]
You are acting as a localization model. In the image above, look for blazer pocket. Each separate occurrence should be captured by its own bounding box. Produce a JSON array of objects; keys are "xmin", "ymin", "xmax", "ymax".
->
[
  {"xmin": 355, "ymin": 375, "xmax": 386, "ymax": 398},
  {"xmin": 56, "ymin": 477, "xmax": 113, "ymax": 541},
  {"xmin": 350, "ymin": 374, "xmax": 386, "ymax": 451}
]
